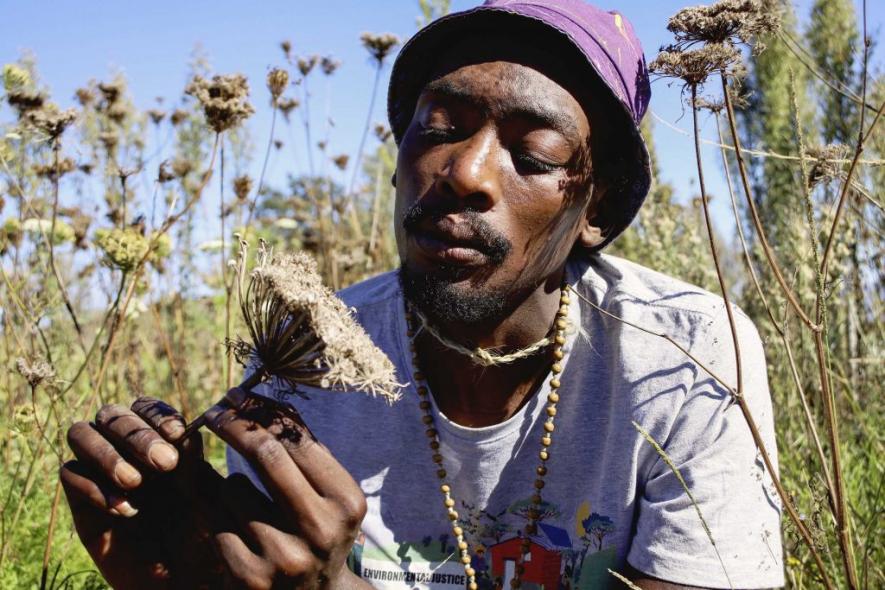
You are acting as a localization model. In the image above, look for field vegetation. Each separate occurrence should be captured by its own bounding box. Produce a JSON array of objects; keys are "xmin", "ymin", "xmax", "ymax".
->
[{"xmin": 0, "ymin": 0, "xmax": 881, "ymax": 588}]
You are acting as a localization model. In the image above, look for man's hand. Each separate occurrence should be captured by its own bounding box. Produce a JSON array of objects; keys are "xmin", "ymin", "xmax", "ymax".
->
[
  {"xmin": 61, "ymin": 397, "xmax": 225, "ymax": 589},
  {"xmin": 202, "ymin": 387, "xmax": 369, "ymax": 589},
  {"xmin": 62, "ymin": 390, "xmax": 370, "ymax": 589}
]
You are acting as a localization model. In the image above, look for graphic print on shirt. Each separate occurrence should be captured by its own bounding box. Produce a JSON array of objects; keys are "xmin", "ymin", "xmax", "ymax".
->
[{"xmin": 349, "ymin": 497, "xmax": 619, "ymax": 589}]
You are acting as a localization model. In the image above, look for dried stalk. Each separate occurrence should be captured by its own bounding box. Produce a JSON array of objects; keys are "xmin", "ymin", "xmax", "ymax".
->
[
  {"xmin": 720, "ymin": 77, "xmax": 817, "ymax": 330},
  {"xmin": 149, "ymin": 303, "xmax": 190, "ymax": 419},
  {"xmin": 81, "ymin": 133, "xmax": 220, "ymax": 419}
]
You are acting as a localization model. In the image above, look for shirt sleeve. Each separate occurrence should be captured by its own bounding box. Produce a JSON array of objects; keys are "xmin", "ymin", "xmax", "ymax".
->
[{"xmin": 627, "ymin": 306, "xmax": 785, "ymax": 588}]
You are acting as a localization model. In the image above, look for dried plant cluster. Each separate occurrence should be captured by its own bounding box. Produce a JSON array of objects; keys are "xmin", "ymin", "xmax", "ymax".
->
[
  {"xmin": 230, "ymin": 240, "xmax": 400, "ymax": 402},
  {"xmin": 185, "ymin": 74, "xmax": 256, "ymax": 133},
  {"xmin": 650, "ymin": 0, "xmax": 780, "ymax": 88},
  {"xmin": 360, "ymin": 32, "xmax": 401, "ymax": 63}
]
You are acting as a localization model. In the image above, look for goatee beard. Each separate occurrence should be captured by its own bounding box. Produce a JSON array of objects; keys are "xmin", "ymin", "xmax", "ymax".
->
[{"xmin": 398, "ymin": 264, "xmax": 510, "ymax": 326}]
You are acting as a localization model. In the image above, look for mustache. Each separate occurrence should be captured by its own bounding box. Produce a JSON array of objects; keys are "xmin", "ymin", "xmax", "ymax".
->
[{"xmin": 401, "ymin": 201, "xmax": 512, "ymax": 264}]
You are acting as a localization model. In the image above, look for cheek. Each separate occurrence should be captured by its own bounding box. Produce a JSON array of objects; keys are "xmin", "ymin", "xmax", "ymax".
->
[{"xmin": 503, "ymin": 174, "xmax": 573, "ymax": 256}]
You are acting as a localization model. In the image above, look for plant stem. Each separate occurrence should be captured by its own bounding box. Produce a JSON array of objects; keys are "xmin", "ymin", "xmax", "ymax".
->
[
  {"xmin": 692, "ymin": 85, "xmax": 834, "ymax": 589},
  {"xmin": 46, "ymin": 140, "xmax": 86, "ymax": 352},
  {"xmin": 720, "ymin": 76, "xmax": 817, "ymax": 330},
  {"xmin": 243, "ymin": 102, "xmax": 279, "ymax": 234},
  {"xmin": 39, "ymin": 476, "xmax": 63, "ymax": 590},
  {"xmin": 176, "ymin": 367, "xmax": 266, "ymax": 444}
]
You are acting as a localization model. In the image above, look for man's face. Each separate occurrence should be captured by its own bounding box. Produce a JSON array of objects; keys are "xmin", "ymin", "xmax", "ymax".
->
[{"xmin": 395, "ymin": 41, "xmax": 595, "ymax": 325}]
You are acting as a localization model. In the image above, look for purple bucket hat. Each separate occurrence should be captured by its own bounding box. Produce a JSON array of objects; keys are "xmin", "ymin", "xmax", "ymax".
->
[{"xmin": 387, "ymin": 0, "xmax": 652, "ymax": 250}]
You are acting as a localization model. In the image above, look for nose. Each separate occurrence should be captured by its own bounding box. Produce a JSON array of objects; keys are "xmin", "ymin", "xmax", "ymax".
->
[{"xmin": 435, "ymin": 126, "xmax": 502, "ymax": 210}]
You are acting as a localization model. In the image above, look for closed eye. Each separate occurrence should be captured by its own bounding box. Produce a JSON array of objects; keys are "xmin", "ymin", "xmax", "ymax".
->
[{"xmin": 512, "ymin": 152, "xmax": 562, "ymax": 175}]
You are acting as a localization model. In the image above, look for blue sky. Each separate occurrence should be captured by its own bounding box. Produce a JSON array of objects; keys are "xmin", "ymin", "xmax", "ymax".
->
[{"xmin": 2, "ymin": 0, "xmax": 881, "ymax": 238}]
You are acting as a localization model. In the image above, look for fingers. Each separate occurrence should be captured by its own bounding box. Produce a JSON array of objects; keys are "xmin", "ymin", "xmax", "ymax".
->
[
  {"xmin": 204, "ymin": 392, "xmax": 326, "ymax": 526},
  {"xmin": 94, "ymin": 403, "xmax": 179, "ymax": 473},
  {"xmin": 131, "ymin": 396, "xmax": 186, "ymax": 442},
  {"xmin": 132, "ymin": 396, "xmax": 203, "ymax": 457},
  {"xmin": 67, "ymin": 421, "xmax": 143, "ymax": 490},
  {"xmin": 218, "ymin": 474, "xmax": 318, "ymax": 581},
  {"xmin": 212, "ymin": 389, "xmax": 363, "ymax": 505},
  {"xmin": 60, "ymin": 460, "xmax": 138, "ymax": 517}
]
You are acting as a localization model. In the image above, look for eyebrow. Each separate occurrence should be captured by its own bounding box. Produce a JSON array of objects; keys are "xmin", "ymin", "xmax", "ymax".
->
[{"xmin": 421, "ymin": 77, "xmax": 581, "ymax": 144}]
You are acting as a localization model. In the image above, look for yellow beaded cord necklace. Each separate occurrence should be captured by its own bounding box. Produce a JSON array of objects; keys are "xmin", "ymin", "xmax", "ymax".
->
[{"xmin": 404, "ymin": 285, "xmax": 571, "ymax": 590}]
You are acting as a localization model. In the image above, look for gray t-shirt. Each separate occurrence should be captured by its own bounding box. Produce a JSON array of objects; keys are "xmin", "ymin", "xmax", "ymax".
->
[{"xmin": 228, "ymin": 253, "xmax": 784, "ymax": 589}]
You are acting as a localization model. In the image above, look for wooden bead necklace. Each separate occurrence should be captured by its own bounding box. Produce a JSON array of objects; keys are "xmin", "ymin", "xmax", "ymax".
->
[{"xmin": 404, "ymin": 285, "xmax": 570, "ymax": 590}]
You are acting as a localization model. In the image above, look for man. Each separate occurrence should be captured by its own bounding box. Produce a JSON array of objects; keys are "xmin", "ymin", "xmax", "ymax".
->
[{"xmin": 61, "ymin": 1, "xmax": 784, "ymax": 588}]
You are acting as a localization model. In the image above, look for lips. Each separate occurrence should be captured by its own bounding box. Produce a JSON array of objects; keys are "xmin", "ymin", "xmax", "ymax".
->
[{"xmin": 410, "ymin": 220, "xmax": 489, "ymax": 266}]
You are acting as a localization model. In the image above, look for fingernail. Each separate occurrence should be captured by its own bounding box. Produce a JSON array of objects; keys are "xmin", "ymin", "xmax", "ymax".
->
[
  {"xmin": 163, "ymin": 419, "xmax": 185, "ymax": 440},
  {"xmin": 114, "ymin": 461, "xmax": 142, "ymax": 487},
  {"xmin": 109, "ymin": 497, "xmax": 138, "ymax": 518},
  {"xmin": 148, "ymin": 443, "xmax": 178, "ymax": 471}
]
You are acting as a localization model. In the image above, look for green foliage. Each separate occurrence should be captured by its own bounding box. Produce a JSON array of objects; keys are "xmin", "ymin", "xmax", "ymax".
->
[{"xmin": 610, "ymin": 118, "xmax": 719, "ymax": 292}]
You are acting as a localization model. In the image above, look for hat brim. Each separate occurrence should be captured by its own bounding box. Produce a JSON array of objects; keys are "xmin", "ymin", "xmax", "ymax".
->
[{"xmin": 387, "ymin": 8, "xmax": 652, "ymax": 251}]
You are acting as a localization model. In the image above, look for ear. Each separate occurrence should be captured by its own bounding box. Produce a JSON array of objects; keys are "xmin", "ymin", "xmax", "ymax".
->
[{"xmin": 576, "ymin": 183, "xmax": 607, "ymax": 249}]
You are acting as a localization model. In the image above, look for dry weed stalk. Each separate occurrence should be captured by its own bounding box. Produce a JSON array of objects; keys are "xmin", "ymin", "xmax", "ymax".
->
[{"xmin": 648, "ymin": 0, "xmax": 885, "ymax": 587}]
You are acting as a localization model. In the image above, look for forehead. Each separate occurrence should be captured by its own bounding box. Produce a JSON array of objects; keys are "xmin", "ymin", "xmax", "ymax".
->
[{"xmin": 422, "ymin": 62, "xmax": 586, "ymax": 142}]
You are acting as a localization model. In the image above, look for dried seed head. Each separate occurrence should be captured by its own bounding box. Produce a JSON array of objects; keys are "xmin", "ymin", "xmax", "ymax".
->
[
  {"xmin": 147, "ymin": 108, "xmax": 166, "ymax": 125},
  {"xmin": 15, "ymin": 357, "xmax": 55, "ymax": 388},
  {"xmin": 360, "ymin": 32, "xmax": 400, "ymax": 64},
  {"xmin": 185, "ymin": 74, "xmax": 255, "ymax": 133},
  {"xmin": 233, "ymin": 240, "xmax": 401, "ymax": 402},
  {"xmin": 98, "ymin": 80, "xmax": 124, "ymax": 105},
  {"xmin": 650, "ymin": 43, "xmax": 744, "ymax": 87},
  {"xmin": 332, "ymin": 154, "xmax": 349, "ymax": 171},
  {"xmin": 71, "ymin": 213, "xmax": 92, "ymax": 248},
  {"xmin": 693, "ymin": 96, "xmax": 726, "ymax": 113},
  {"xmin": 75, "ymin": 87, "xmax": 95, "ymax": 107},
  {"xmin": 667, "ymin": 0, "xmax": 781, "ymax": 51},
  {"xmin": 105, "ymin": 101, "xmax": 130, "ymax": 124},
  {"xmin": 7, "ymin": 90, "xmax": 45, "ymax": 115},
  {"xmin": 170, "ymin": 108, "xmax": 188, "ymax": 126},
  {"xmin": 171, "ymin": 158, "xmax": 193, "ymax": 178},
  {"xmin": 373, "ymin": 123, "xmax": 392, "ymax": 143},
  {"xmin": 233, "ymin": 174, "xmax": 253, "ymax": 201},
  {"xmin": 32, "ymin": 157, "xmax": 76, "ymax": 179},
  {"xmin": 99, "ymin": 130, "xmax": 119, "ymax": 151},
  {"xmin": 277, "ymin": 97, "xmax": 300, "ymax": 121},
  {"xmin": 280, "ymin": 39, "xmax": 292, "ymax": 58},
  {"xmin": 23, "ymin": 103, "xmax": 78, "ymax": 139},
  {"xmin": 274, "ymin": 139, "xmax": 284, "ymax": 150},
  {"xmin": 297, "ymin": 55, "xmax": 319, "ymax": 77},
  {"xmin": 266, "ymin": 68, "xmax": 289, "ymax": 102},
  {"xmin": 320, "ymin": 56, "xmax": 341, "ymax": 76},
  {"xmin": 158, "ymin": 160, "xmax": 176, "ymax": 183},
  {"xmin": 807, "ymin": 144, "xmax": 850, "ymax": 188}
]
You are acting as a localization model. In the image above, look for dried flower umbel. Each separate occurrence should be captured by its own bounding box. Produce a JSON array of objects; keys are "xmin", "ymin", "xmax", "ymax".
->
[
  {"xmin": 15, "ymin": 356, "xmax": 55, "ymax": 389},
  {"xmin": 360, "ymin": 33, "xmax": 400, "ymax": 64},
  {"xmin": 23, "ymin": 103, "xmax": 78, "ymax": 139},
  {"xmin": 180, "ymin": 241, "xmax": 401, "ymax": 440},
  {"xmin": 266, "ymin": 68, "xmax": 289, "ymax": 102},
  {"xmin": 233, "ymin": 175, "xmax": 253, "ymax": 201},
  {"xmin": 807, "ymin": 144, "xmax": 851, "ymax": 188},
  {"xmin": 666, "ymin": 0, "xmax": 781, "ymax": 51},
  {"xmin": 650, "ymin": 43, "xmax": 745, "ymax": 87},
  {"xmin": 185, "ymin": 74, "xmax": 255, "ymax": 133}
]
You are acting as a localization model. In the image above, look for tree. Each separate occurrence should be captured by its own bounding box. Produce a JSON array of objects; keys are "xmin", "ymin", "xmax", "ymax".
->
[{"xmin": 580, "ymin": 513, "xmax": 615, "ymax": 552}]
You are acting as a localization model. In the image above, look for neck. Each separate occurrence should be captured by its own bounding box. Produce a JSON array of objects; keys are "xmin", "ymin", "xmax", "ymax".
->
[{"xmin": 412, "ymin": 270, "xmax": 565, "ymax": 427}]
